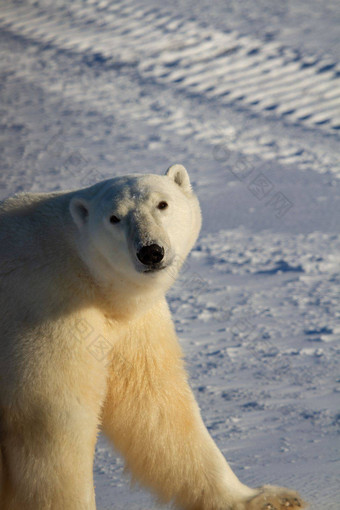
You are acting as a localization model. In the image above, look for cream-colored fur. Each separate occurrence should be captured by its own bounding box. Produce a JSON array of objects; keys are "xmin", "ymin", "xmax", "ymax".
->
[{"xmin": 0, "ymin": 165, "xmax": 306, "ymax": 509}]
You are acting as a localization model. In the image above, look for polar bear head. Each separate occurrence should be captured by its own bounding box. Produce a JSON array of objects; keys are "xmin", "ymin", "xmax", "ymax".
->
[{"xmin": 69, "ymin": 165, "xmax": 201, "ymax": 297}]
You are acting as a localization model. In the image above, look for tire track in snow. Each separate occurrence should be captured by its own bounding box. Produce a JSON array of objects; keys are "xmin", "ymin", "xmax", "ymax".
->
[
  {"xmin": 1, "ymin": 0, "xmax": 339, "ymax": 132},
  {"xmin": 0, "ymin": 0, "xmax": 339, "ymax": 177}
]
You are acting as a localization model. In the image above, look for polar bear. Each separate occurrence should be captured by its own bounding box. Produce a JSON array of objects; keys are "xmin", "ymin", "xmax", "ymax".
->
[{"xmin": 0, "ymin": 164, "xmax": 305, "ymax": 510}]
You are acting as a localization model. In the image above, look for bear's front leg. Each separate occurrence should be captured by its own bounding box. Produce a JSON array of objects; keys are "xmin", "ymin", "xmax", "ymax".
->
[
  {"xmin": 101, "ymin": 302, "xmax": 276, "ymax": 509},
  {"xmin": 1, "ymin": 403, "xmax": 98, "ymax": 510},
  {"xmin": 101, "ymin": 301, "xmax": 306, "ymax": 510}
]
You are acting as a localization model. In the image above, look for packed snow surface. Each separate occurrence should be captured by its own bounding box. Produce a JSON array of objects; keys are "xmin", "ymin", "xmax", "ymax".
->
[{"xmin": 0, "ymin": 0, "xmax": 339, "ymax": 508}]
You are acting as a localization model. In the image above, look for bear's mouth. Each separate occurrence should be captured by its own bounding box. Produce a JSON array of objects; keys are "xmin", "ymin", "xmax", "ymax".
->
[{"xmin": 142, "ymin": 264, "xmax": 167, "ymax": 273}]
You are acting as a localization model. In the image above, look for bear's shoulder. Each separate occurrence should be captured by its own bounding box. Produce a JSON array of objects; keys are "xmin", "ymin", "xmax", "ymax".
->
[{"xmin": 0, "ymin": 191, "xmax": 68, "ymax": 223}]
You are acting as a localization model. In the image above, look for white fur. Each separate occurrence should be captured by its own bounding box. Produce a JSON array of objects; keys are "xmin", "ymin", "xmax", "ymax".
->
[{"xmin": 0, "ymin": 166, "xmax": 306, "ymax": 509}]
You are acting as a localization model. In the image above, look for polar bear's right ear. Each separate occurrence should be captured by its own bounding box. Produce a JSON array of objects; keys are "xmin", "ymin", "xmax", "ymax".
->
[
  {"xmin": 166, "ymin": 164, "xmax": 192, "ymax": 194},
  {"xmin": 69, "ymin": 197, "xmax": 89, "ymax": 230}
]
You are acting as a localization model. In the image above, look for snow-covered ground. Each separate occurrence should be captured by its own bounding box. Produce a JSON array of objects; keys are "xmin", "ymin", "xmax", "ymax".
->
[{"xmin": 0, "ymin": 0, "xmax": 339, "ymax": 508}]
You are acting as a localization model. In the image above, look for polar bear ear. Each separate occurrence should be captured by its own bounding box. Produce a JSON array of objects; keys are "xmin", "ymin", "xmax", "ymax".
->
[
  {"xmin": 166, "ymin": 164, "xmax": 192, "ymax": 193},
  {"xmin": 69, "ymin": 196, "xmax": 89, "ymax": 230}
]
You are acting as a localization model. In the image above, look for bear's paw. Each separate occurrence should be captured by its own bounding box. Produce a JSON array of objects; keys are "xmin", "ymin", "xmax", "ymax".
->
[{"xmin": 241, "ymin": 485, "xmax": 307, "ymax": 510}]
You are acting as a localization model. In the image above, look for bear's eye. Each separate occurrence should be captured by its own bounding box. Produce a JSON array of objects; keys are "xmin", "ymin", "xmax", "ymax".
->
[
  {"xmin": 157, "ymin": 201, "xmax": 168, "ymax": 210},
  {"xmin": 110, "ymin": 215, "xmax": 120, "ymax": 224}
]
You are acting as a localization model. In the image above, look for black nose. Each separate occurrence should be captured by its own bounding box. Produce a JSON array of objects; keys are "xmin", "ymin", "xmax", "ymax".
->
[{"xmin": 137, "ymin": 244, "xmax": 164, "ymax": 266}]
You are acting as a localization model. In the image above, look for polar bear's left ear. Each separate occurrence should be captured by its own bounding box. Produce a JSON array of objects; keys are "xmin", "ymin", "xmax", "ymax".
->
[
  {"xmin": 166, "ymin": 164, "xmax": 192, "ymax": 194},
  {"xmin": 69, "ymin": 196, "xmax": 90, "ymax": 230}
]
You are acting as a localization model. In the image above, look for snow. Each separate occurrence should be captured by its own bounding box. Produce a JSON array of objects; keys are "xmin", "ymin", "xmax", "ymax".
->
[{"xmin": 0, "ymin": 0, "xmax": 339, "ymax": 508}]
